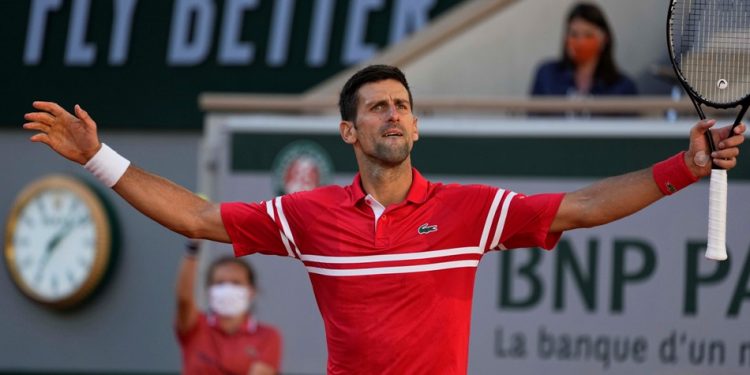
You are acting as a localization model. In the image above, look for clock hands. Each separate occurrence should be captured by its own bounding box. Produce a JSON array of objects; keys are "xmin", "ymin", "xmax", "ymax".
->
[
  {"xmin": 34, "ymin": 219, "xmax": 72, "ymax": 283},
  {"xmin": 9, "ymin": 176, "xmax": 114, "ymax": 308},
  {"xmin": 34, "ymin": 214, "xmax": 89, "ymax": 283}
]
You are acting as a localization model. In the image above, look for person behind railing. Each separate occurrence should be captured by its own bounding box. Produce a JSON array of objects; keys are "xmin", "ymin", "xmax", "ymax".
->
[
  {"xmin": 176, "ymin": 239, "xmax": 282, "ymax": 375},
  {"xmin": 530, "ymin": 2, "xmax": 637, "ymax": 97}
]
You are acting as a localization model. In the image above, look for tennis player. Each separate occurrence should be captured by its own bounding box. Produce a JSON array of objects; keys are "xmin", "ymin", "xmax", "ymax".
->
[{"xmin": 23, "ymin": 65, "xmax": 745, "ymax": 374}]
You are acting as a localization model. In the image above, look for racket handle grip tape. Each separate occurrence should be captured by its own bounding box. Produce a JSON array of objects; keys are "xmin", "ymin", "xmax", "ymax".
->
[{"xmin": 705, "ymin": 169, "xmax": 728, "ymax": 261}]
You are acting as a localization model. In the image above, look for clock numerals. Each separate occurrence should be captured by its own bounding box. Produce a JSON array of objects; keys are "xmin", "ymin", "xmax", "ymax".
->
[
  {"xmin": 50, "ymin": 274, "xmax": 59, "ymax": 295},
  {"xmin": 15, "ymin": 236, "xmax": 30, "ymax": 248},
  {"xmin": 18, "ymin": 255, "xmax": 34, "ymax": 270},
  {"xmin": 5, "ymin": 175, "xmax": 115, "ymax": 309},
  {"xmin": 79, "ymin": 214, "xmax": 91, "ymax": 225},
  {"xmin": 33, "ymin": 268, "xmax": 44, "ymax": 286},
  {"xmin": 21, "ymin": 215, "xmax": 35, "ymax": 229},
  {"xmin": 69, "ymin": 197, "xmax": 81, "ymax": 213},
  {"xmin": 77, "ymin": 254, "xmax": 91, "ymax": 268},
  {"xmin": 34, "ymin": 196, "xmax": 50, "ymax": 225}
]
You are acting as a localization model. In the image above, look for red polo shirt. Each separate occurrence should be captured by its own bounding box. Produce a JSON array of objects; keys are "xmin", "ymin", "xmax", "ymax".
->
[
  {"xmin": 177, "ymin": 313, "xmax": 281, "ymax": 375},
  {"xmin": 221, "ymin": 169, "xmax": 563, "ymax": 374}
]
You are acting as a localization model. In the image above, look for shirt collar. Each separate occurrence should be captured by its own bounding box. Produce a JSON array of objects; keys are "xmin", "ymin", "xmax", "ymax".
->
[
  {"xmin": 207, "ymin": 313, "xmax": 258, "ymax": 334},
  {"xmin": 345, "ymin": 168, "xmax": 429, "ymax": 206}
]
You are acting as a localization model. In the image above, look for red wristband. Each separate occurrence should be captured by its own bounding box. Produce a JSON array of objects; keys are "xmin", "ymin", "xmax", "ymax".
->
[{"xmin": 652, "ymin": 151, "xmax": 699, "ymax": 195}]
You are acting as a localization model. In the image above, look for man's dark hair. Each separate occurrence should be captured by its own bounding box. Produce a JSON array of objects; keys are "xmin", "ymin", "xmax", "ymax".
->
[
  {"xmin": 206, "ymin": 256, "xmax": 256, "ymax": 288},
  {"xmin": 338, "ymin": 64, "xmax": 413, "ymax": 122}
]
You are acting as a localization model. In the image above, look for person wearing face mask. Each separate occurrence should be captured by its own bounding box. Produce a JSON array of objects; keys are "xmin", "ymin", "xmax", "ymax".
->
[
  {"xmin": 175, "ymin": 240, "xmax": 282, "ymax": 375},
  {"xmin": 530, "ymin": 2, "xmax": 637, "ymax": 97}
]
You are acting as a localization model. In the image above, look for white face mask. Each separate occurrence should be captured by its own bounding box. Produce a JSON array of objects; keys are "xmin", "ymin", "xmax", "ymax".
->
[{"xmin": 208, "ymin": 283, "xmax": 252, "ymax": 317}]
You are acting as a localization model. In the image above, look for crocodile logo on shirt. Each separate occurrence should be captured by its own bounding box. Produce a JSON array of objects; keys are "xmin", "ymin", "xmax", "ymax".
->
[{"xmin": 418, "ymin": 223, "xmax": 438, "ymax": 235}]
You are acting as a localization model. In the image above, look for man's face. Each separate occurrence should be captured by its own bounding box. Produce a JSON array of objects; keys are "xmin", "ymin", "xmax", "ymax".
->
[{"xmin": 340, "ymin": 79, "xmax": 419, "ymax": 166}]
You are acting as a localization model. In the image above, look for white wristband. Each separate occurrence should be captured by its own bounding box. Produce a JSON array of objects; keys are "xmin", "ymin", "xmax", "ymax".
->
[{"xmin": 83, "ymin": 143, "xmax": 131, "ymax": 187}]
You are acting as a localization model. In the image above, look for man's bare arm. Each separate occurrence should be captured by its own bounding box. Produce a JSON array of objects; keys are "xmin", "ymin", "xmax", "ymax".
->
[
  {"xmin": 23, "ymin": 101, "xmax": 229, "ymax": 242},
  {"xmin": 113, "ymin": 166, "xmax": 229, "ymax": 242},
  {"xmin": 552, "ymin": 168, "xmax": 661, "ymax": 232},
  {"xmin": 551, "ymin": 119, "xmax": 745, "ymax": 232}
]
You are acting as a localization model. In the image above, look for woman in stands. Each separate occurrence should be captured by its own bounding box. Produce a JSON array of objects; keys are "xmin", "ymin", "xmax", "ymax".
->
[{"xmin": 531, "ymin": 2, "xmax": 637, "ymax": 96}]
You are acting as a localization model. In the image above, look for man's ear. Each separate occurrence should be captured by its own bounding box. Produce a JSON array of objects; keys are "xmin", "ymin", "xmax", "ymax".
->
[{"xmin": 340, "ymin": 120, "xmax": 357, "ymax": 144}]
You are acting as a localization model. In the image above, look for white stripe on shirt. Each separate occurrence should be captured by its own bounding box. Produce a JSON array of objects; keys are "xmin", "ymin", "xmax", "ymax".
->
[
  {"xmin": 299, "ymin": 246, "xmax": 482, "ymax": 264},
  {"xmin": 479, "ymin": 189, "xmax": 504, "ymax": 251},
  {"xmin": 490, "ymin": 192, "xmax": 516, "ymax": 250},
  {"xmin": 306, "ymin": 260, "xmax": 480, "ymax": 277},
  {"xmin": 266, "ymin": 199, "xmax": 295, "ymax": 258},
  {"xmin": 275, "ymin": 197, "xmax": 302, "ymax": 258}
]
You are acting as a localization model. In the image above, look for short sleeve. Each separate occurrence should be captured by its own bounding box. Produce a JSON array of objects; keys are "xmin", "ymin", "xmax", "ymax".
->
[
  {"xmin": 500, "ymin": 193, "xmax": 565, "ymax": 250},
  {"xmin": 221, "ymin": 200, "xmax": 295, "ymax": 258},
  {"xmin": 175, "ymin": 312, "xmax": 207, "ymax": 346}
]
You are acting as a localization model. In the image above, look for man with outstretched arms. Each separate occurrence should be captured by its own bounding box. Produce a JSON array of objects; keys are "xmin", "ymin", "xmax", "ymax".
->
[{"xmin": 24, "ymin": 65, "xmax": 745, "ymax": 374}]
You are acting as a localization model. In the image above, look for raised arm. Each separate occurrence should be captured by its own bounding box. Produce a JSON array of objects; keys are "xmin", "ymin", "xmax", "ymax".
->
[
  {"xmin": 112, "ymin": 166, "xmax": 228, "ymax": 241},
  {"xmin": 175, "ymin": 240, "xmax": 201, "ymax": 334},
  {"xmin": 551, "ymin": 119, "xmax": 745, "ymax": 232},
  {"xmin": 23, "ymin": 101, "xmax": 229, "ymax": 242}
]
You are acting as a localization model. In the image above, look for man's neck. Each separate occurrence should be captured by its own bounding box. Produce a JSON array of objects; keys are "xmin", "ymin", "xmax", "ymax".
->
[{"xmin": 358, "ymin": 161, "xmax": 413, "ymax": 207}]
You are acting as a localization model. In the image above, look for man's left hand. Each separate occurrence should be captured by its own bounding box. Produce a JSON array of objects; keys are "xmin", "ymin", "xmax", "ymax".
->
[{"xmin": 685, "ymin": 119, "xmax": 746, "ymax": 177}]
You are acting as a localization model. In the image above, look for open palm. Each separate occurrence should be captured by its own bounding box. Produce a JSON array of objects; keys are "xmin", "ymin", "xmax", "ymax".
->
[{"xmin": 23, "ymin": 101, "xmax": 101, "ymax": 165}]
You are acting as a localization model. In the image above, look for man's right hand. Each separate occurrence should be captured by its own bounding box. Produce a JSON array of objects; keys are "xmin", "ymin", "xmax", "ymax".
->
[
  {"xmin": 24, "ymin": 101, "xmax": 102, "ymax": 165},
  {"xmin": 24, "ymin": 102, "xmax": 229, "ymax": 243}
]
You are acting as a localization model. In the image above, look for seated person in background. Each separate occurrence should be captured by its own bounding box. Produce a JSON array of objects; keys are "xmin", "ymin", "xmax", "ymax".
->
[
  {"xmin": 176, "ymin": 240, "xmax": 282, "ymax": 375},
  {"xmin": 531, "ymin": 2, "xmax": 637, "ymax": 96}
]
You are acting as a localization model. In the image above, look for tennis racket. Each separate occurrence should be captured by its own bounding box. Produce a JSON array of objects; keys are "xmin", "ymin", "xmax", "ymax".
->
[{"xmin": 667, "ymin": 0, "xmax": 750, "ymax": 261}]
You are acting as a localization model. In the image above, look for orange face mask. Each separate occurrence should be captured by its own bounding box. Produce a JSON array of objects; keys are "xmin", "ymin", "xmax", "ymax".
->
[{"xmin": 566, "ymin": 36, "xmax": 602, "ymax": 65}]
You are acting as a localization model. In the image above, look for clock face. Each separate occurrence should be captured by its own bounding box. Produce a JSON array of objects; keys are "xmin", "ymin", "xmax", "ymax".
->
[{"xmin": 4, "ymin": 175, "xmax": 115, "ymax": 309}]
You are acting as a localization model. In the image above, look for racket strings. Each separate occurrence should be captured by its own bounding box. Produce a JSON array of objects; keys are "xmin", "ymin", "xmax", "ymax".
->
[{"xmin": 670, "ymin": 0, "xmax": 750, "ymax": 105}]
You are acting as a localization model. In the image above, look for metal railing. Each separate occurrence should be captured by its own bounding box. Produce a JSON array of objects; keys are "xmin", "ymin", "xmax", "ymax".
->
[{"xmin": 200, "ymin": 94, "xmax": 713, "ymax": 118}]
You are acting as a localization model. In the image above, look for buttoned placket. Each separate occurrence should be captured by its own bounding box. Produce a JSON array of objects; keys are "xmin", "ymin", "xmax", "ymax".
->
[{"xmin": 364, "ymin": 194, "xmax": 390, "ymax": 247}]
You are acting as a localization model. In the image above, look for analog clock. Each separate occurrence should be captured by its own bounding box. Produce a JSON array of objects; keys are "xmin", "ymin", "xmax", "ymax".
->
[{"xmin": 4, "ymin": 175, "xmax": 118, "ymax": 309}]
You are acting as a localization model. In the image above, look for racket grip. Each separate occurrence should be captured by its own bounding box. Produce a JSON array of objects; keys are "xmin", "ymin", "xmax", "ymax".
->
[{"xmin": 705, "ymin": 169, "xmax": 728, "ymax": 261}]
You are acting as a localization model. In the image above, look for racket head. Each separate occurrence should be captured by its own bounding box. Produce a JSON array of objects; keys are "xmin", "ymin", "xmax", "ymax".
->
[{"xmin": 667, "ymin": 0, "xmax": 750, "ymax": 109}]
